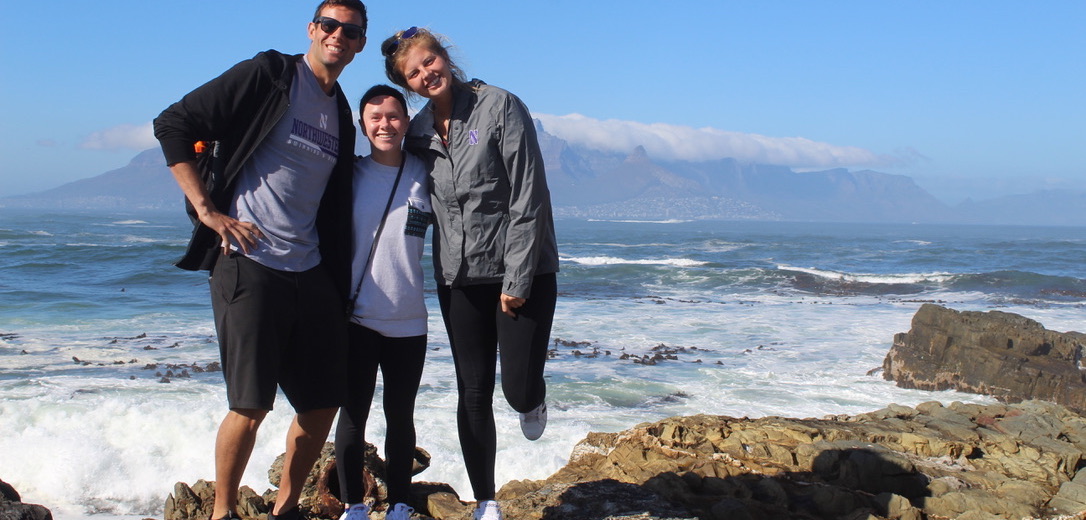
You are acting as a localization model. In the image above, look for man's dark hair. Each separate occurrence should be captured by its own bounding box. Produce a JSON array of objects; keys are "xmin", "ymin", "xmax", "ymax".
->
[{"xmin": 313, "ymin": 0, "xmax": 368, "ymax": 33}]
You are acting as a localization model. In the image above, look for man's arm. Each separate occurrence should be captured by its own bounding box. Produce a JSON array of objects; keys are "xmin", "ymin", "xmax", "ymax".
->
[
  {"xmin": 169, "ymin": 160, "xmax": 262, "ymax": 254},
  {"xmin": 154, "ymin": 52, "xmax": 280, "ymax": 255}
]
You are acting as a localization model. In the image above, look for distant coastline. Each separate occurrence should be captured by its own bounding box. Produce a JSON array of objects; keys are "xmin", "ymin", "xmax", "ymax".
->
[{"xmin": 3, "ymin": 127, "xmax": 1086, "ymax": 227}]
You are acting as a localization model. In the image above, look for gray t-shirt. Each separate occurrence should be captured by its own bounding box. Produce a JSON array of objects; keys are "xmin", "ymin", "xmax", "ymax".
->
[{"xmin": 230, "ymin": 58, "xmax": 340, "ymax": 271}]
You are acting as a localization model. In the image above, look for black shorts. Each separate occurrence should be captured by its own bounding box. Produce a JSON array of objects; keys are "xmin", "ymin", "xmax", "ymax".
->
[{"xmin": 210, "ymin": 253, "xmax": 348, "ymax": 412}]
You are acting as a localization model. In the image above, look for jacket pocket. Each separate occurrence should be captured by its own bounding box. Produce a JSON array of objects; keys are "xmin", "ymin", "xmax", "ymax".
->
[{"xmin": 468, "ymin": 212, "xmax": 506, "ymax": 279}]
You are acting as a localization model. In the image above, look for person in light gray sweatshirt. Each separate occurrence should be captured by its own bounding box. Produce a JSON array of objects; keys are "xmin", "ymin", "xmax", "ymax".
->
[{"xmin": 333, "ymin": 84, "xmax": 430, "ymax": 520}]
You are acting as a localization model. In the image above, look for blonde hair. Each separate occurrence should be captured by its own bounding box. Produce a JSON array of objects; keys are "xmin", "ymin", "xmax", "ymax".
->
[{"xmin": 380, "ymin": 27, "xmax": 466, "ymax": 98}]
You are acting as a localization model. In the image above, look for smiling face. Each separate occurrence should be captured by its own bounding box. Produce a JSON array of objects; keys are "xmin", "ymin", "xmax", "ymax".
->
[
  {"xmin": 306, "ymin": 5, "xmax": 366, "ymax": 84},
  {"xmin": 361, "ymin": 95, "xmax": 409, "ymax": 166},
  {"xmin": 398, "ymin": 44, "xmax": 454, "ymax": 102}
]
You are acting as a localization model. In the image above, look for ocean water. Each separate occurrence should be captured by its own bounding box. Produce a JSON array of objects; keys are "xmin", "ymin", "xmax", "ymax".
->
[{"xmin": 2, "ymin": 207, "xmax": 1084, "ymax": 518}]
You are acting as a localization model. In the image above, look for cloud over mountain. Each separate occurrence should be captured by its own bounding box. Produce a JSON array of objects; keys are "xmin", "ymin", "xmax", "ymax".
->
[
  {"xmin": 534, "ymin": 113, "xmax": 896, "ymax": 169},
  {"xmin": 81, "ymin": 122, "xmax": 157, "ymax": 151}
]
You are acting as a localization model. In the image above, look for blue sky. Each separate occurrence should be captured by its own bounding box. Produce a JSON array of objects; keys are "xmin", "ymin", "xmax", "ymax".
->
[{"xmin": 1, "ymin": 1, "xmax": 1083, "ymax": 203}]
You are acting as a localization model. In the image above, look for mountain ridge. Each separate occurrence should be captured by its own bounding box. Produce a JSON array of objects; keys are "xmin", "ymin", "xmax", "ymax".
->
[{"xmin": 3, "ymin": 125, "xmax": 1081, "ymax": 226}]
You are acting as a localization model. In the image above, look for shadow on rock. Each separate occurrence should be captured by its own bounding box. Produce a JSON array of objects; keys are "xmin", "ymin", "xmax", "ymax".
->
[{"xmin": 492, "ymin": 401, "xmax": 1086, "ymax": 519}]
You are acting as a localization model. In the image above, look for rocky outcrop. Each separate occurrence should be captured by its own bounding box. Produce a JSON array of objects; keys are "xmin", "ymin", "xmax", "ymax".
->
[
  {"xmin": 494, "ymin": 401, "xmax": 1086, "ymax": 520},
  {"xmin": 164, "ymin": 443, "xmax": 430, "ymax": 520},
  {"xmin": 0, "ymin": 479, "xmax": 51, "ymax": 520},
  {"xmin": 166, "ymin": 400, "xmax": 1086, "ymax": 519},
  {"xmin": 882, "ymin": 304, "xmax": 1086, "ymax": 412}
]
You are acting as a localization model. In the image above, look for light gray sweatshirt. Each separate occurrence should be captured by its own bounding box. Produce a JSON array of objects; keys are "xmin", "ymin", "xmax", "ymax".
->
[{"xmin": 348, "ymin": 153, "xmax": 430, "ymax": 337}]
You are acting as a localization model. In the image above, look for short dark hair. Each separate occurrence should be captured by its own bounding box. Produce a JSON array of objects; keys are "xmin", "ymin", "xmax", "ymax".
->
[
  {"xmin": 359, "ymin": 84, "xmax": 409, "ymax": 118},
  {"xmin": 312, "ymin": 0, "xmax": 368, "ymax": 34}
]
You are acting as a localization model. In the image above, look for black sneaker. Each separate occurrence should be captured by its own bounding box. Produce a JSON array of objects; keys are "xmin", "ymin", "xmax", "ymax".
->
[
  {"xmin": 269, "ymin": 508, "xmax": 301, "ymax": 520},
  {"xmin": 211, "ymin": 512, "xmax": 242, "ymax": 520}
]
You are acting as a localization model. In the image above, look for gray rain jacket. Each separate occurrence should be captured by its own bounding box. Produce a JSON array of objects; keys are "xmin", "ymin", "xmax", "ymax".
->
[{"xmin": 405, "ymin": 79, "xmax": 558, "ymax": 299}]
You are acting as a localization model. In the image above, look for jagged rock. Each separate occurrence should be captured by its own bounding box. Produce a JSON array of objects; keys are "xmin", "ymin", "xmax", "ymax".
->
[
  {"xmin": 164, "ymin": 480, "xmax": 207, "ymax": 520},
  {"xmin": 883, "ymin": 304, "xmax": 1086, "ymax": 412},
  {"xmin": 0, "ymin": 479, "xmax": 52, "ymax": 520},
  {"xmin": 164, "ymin": 480, "xmax": 246, "ymax": 520},
  {"xmin": 0, "ymin": 482, "xmax": 19, "ymax": 503},
  {"xmin": 420, "ymin": 490, "xmax": 469, "ymax": 520},
  {"xmin": 163, "ymin": 397, "xmax": 1086, "ymax": 519},
  {"xmin": 236, "ymin": 486, "xmax": 269, "ymax": 519},
  {"xmin": 490, "ymin": 401, "xmax": 1086, "ymax": 519},
  {"xmin": 268, "ymin": 443, "xmax": 344, "ymax": 519},
  {"xmin": 168, "ymin": 442, "xmax": 433, "ymax": 520}
]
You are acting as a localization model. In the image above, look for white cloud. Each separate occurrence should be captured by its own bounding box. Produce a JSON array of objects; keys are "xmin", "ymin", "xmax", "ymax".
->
[
  {"xmin": 534, "ymin": 113, "xmax": 898, "ymax": 169},
  {"xmin": 81, "ymin": 122, "xmax": 157, "ymax": 151}
]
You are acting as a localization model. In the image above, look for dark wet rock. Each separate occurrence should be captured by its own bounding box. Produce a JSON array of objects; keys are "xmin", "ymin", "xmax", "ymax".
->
[
  {"xmin": 790, "ymin": 271, "xmax": 925, "ymax": 296},
  {"xmin": 554, "ymin": 338, "xmax": 593, "ymax": 348},
  {"xmin": 0, "ymin": 481, "xmax": 18, "ymax": 502},
  {"xmin": 883, "ymin": 303, "xmax": 1086, "ymax": 413},
  {"xmin": 0, "ymin": 479, "xmax": 52, "ymax": 520},
  {"xmin": 550, "ymin": 339, "xmax": 717, "ymax": 366}
]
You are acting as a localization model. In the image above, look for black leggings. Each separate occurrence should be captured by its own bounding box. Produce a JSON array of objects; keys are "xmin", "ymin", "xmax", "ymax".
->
[
  {"xmin": 437, "ymin": 273, "xmax": 557, "ymax": 500},
  {"xmin": 334, "ymin": 324, "xmax": 426, "ymax": 505}
]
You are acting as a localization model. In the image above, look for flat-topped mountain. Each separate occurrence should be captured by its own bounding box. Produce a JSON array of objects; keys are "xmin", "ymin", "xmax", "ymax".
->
[{"xmin": 5, "ymin": 123, "xmax": 1082, "ymax": 226}]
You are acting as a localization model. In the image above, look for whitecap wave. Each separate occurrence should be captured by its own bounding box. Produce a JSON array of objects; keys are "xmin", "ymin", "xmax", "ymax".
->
[
  {"xmin": 777, "ymin": 264, "xmax": 955, "ymax": 284},
  {"xmin": 587, "ymin": 219, "xmax": 690, "ymax": 224},
  {"xmin": 563, "ymin": 255, "xmax": 709, "ymax": 267},
  {"xmin": 121, "ymin": 235, "xmax": 160, "ymax": 244},
  {"xmin": 579, "ymin": 242, "xmax": 679, "ymax": 248}
]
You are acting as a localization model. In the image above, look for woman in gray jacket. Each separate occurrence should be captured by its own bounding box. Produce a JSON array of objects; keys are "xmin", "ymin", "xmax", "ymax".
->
[{"xmin": 380, "ymin": 27, "xmax": 559, "ymax": 520}]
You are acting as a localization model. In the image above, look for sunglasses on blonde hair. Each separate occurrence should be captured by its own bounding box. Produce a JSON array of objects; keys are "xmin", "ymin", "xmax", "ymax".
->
[{"xmin": 383, "ymin": 26, "xmax": 419, "ymax": 56}]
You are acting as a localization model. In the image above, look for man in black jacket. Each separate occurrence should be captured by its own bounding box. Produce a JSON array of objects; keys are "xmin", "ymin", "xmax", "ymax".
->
[{"xmin": 153, "ymin": 2, "xmax": 366, "ymax": 519}]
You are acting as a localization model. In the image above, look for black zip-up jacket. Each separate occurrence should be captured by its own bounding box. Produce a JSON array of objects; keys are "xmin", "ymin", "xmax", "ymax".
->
[{"xmin": 153, "ymin": 50, "xmax": 355, "ymax": 302}]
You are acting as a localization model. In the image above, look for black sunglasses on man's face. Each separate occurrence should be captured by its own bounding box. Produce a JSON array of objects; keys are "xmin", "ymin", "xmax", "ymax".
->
[{"xmin": 313, "ymin": 16, "xmax": 364, "ymax": 40}]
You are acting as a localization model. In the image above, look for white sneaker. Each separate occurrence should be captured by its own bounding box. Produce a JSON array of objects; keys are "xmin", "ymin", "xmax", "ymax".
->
[
  {"xmin": 473, "ymin": 500, "xmax": 503, "ymax": 520},
  {"xmin": 384, "ymin": 503, "xmax": 414, "ymax": 520},
  {"xmin": 519, "ymin": 402, "xmax": 547, "ymax": 440},
  {"xmin": 340, "ymin": 503, "xmax": 371, "ymax": 520}
]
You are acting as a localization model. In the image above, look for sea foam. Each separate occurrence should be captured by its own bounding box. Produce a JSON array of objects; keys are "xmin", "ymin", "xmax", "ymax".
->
[{"xmin": 563, "ymin": 255, "xmax": 709, "ymax": 267}]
